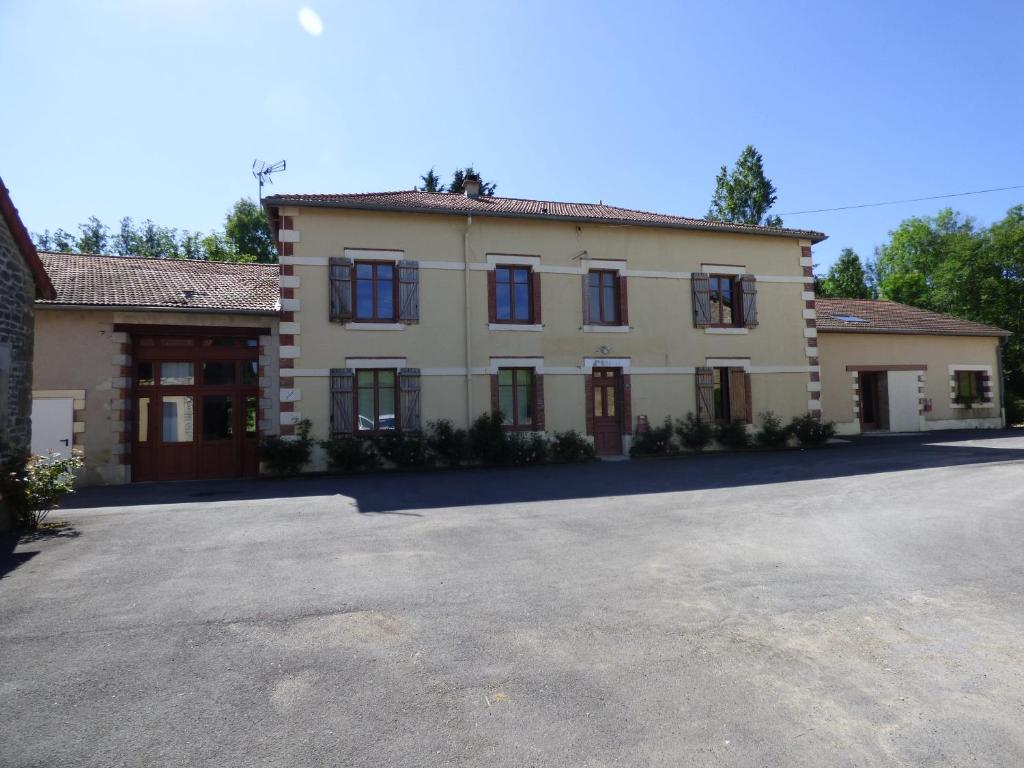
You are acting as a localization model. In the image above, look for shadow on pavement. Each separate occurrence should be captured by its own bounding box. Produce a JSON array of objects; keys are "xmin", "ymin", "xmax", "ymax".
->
[{"xmin": 56, "ymin": 429, "xmax": 1024, "ymax": 516}]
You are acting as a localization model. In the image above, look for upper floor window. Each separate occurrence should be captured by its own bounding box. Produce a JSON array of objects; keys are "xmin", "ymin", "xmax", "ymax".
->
[
  {"xmin": 708, "ymin": 275, "xmax": 739, "ymax": 327},
  {"xmin": 354, "ymin": 262, "xmax": 396, "ymax": 322},
  {"xmin": 495, "ymin": 266, "xmax": 533, "ymax": 322},
  {"xmin": 587, "ymin": 270, "xmax": 619, "ymax": 324}
]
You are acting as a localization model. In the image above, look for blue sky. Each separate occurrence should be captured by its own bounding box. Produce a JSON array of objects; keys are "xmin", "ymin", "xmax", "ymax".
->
[{"xmin": 3, "ymin": 0, "xmax": 1022, "ymax": 270}]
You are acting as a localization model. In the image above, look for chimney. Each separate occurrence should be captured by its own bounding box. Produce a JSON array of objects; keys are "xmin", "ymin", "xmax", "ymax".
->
[{"xmin": 462, "ymin": 173, "xmax": 481, "ymax": 199}]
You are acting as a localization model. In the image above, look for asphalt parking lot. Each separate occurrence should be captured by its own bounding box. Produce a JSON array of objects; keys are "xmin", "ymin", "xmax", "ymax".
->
[{"xmin": 2, "ymin": 430, "xmax": 1024, "ymax": 767}]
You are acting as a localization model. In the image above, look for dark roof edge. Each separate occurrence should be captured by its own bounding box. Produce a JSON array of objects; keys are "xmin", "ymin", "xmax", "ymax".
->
[
  {"xmin": 264, "ymin": 197, "xmax": 829, "ymax": 244},
  {"xmin": 818, "ymin": 326, "xmax": 1011, "ymax": 338},
  {"xmin": 0, "ymin": 177, "xmax": 56, "ymax": 299}
]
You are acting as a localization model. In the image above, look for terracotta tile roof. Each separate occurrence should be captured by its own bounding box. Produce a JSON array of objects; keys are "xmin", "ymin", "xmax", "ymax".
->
[
  {"xmin": 264, "ymin": 190, "xmax": 828, "ymax": 243},
  {"xmin": 816, "ymin": 298, "xmax": 1010, "ymax": 337},
  {"xmin": 0, "ymin": 176, "xmax": 56, "ymax": 299},
  {"xmin": 36, "ymin": 252, "xmax": 279, "ymax": 314}
]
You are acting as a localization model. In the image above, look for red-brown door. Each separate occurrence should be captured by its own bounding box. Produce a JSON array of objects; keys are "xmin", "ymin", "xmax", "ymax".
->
[{"xmin": 591, "ymin": 368, "xmax": 623, "ymax": 455}]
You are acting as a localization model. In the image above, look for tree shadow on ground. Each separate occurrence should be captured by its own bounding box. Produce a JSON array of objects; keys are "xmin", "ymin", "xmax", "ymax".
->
[{"xmin": 57, "ymin": 429, "xmax": 1024, "ymax": 517}]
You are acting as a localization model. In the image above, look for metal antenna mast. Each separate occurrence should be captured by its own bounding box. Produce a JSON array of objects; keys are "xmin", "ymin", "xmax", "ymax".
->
[{"xmin": 252, "ymin": 159, "xmax": 286, "ymax": 201}]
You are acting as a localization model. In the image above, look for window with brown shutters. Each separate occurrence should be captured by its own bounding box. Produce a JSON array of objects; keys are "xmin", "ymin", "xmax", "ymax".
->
[
  {"xmin": 739, "ymin": 274, "xmax": 758, "ymax": 327},
  {"xmin": 692, "ymin": 273, "xmax": 711, "ymax": 327},
  {"xmin": 329, "ymin": 258, "xmax": 353, "ymax": 322},
  {"xmin": 699, "ymin": 366, "xmax": 752, "ymax": 424},
  {"xmin": 398, "ymin": 368, "xmax": 421, "ymax": 431},
  {"xmin": 397, "ymin": 261, "xmax": 420, "ymax": 324},
  {"xmin": 584, "ymin": 270, "xmax": 620, "ymax": 325},
  {"xmin": 353, "ymin": 262, "xmax": 397, "ymax": 322},
  {"xmin": 329, "ymin": 368, "xmax": 354, "ymax": 435}
]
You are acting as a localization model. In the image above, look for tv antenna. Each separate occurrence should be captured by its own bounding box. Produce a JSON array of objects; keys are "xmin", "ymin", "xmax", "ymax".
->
[{"xmin": 252, "ymin": 159, "xmax": 286, "ymax": 201}]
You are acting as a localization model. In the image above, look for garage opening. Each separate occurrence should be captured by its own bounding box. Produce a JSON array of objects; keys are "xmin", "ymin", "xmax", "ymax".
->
[
  {"xmin": 129, "ymin": 328, "xmax": 266, "ymax": 482},
  {"xmin": 857, "ymin": 368, "xmax": 922, "ymax": 433}
]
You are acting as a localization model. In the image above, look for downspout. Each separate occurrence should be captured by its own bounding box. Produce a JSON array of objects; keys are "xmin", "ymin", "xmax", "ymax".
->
[
  {"xmin": 997, "ymin": 337, "xmax": 1007, "ymax": 427},
  {"xmin": 464, "ymin": 215, "xmax": 473, "ymax": 427}
]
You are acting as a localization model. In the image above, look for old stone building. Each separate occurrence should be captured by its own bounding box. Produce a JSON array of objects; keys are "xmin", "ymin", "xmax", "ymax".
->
[{"xmin": 0, "ymin": 176, "xmax": 56, "ymax": 530}]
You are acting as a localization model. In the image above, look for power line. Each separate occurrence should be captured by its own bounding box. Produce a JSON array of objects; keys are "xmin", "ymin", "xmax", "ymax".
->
[{"xmin": 777, "ymin": 184, "xmax": 1024, "ymax": 216}]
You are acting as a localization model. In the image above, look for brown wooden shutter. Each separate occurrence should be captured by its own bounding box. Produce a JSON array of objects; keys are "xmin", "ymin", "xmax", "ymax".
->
[
  {"xmin": 329, "ymin": 257, "xmax": 353, "ymax": 322},
  {"xmin": 490, "ymin": 373, "xmax": 500, "ymax": 416},
  {"xmin": 618, "ymin": 273, "xmax": 629, "ymax": 325},
  {"xmin": 330, "ymin": 368, "xmax": 354, "ymax": 435},
  {"xmin": 581, "ymin": 274, "xmax": 591, "ymax": 325},
  {"xmin": 533, "ymin": 373, "xmax": 545, "ymax": 431},
  {"xmin": 729, "ymin": 368, "xmax": 750, "ymax": 423},
  {"xmin": 692, "ymin": 273, "xmax": 711, "ymax": 328},
  {"xmin": 487, "ymin": 271, "xmax": 497, "ymax": 323},
  {"xmin": 696, "ymin": 366, "xmax": 714, "ymax": 422},
  {"xmin": 397, "ymin": 261, "xmax": 419, "ymax": 324},
  {"xmin": 399, "ymin": 368, "xmax": 421, "ymax": 431},
  {"xmin": 531, "ymin": 270, "xmax": 542, "ymax": 324},
  {"xmin": 740, "ymin": 274, "xmax": 758, "ymax": 328}
]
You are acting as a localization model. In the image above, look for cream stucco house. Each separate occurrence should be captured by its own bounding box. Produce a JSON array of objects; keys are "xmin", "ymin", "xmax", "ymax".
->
[
  {"xmin": 32, "ymin": 253, "xmax": 279, "ymax": 485},
  {"xmin": 816, "ymin": 299, "xmax": 1009, "ymax": 434},
  {"xmin": 262, "ymin": 180, "xmax": 827, "ymax": 461}
]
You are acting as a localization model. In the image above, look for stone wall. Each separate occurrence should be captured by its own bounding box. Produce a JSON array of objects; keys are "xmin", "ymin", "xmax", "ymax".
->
[{"xmin": 0, "ymin": 210, "xmax": 36, "ymax": 531}]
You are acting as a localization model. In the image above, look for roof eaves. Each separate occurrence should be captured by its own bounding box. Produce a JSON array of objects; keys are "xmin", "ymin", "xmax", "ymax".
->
[
  {"xmin": 818, "ymin": 326, "xmax": 1011, "ymax": 338},
  {"xmin": 267, "ymin": 196, "xmax": 829, "ymax": 243},
  {"xmin": 0, "ymin": 177, "xmax": 56, "ymax": 299},
  {"xmin": 35, "ymin": 302, "xmax": 279, "ymax": 316}
]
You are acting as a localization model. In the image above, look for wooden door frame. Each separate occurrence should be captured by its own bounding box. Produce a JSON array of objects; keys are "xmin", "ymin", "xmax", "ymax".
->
[{"xmin": 588, "ymin": 366, "xmax": 625, "ymax": 455}]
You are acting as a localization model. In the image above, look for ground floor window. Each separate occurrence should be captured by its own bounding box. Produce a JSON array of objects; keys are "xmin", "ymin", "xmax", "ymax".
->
[
  {"xmin": 712, "ymin": 367, "xmax": 730, "ymax": 422},
  {"xmin": 498, "ymin": 368, "xmax": 534, "ymax": 429},
  {"xmin": 356, "ymin": 369, "xmax": 397, "ymax": 432},
  {"xmin": 954, "ymin": 370, "xmax": 985, "ymax": 405}
]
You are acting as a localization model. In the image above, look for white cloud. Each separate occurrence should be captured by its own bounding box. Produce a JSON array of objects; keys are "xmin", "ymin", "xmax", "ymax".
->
[{"xmin": 297, "ymin": 7, "xmax": 323, "ymax": 37}]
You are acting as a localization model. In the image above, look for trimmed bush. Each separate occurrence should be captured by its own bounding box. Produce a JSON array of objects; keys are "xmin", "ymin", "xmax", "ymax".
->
[
  {"xmin": 426, "ymin": 419, "xmax": 468, "ymax": 466},
  {"xmin": 754, "ymin": 411, "xmax": 790, "ymax": 448},
  {"xmin": 789, "ymin": 413, "xmax": 836, "ymax": 447},
  {"xmin": 550, "ymin": 430, "xmax": 596, "ymax": 463},
  {"xmin": 0, "ymin": 449, "xmax": 83, "ymax": 529},
  {"xmin": 373, "ymin": 431, "xmax": 432, "ymax": 468},
  {"xmin": 321, "ymin": 435, "xmax": 379, "ymax": 472},
  {"xmin": 630, "ymin": 417, "xmax": 676, "ymax": 456},
  {"xmin": 1007, "ymin": 397, "xmax": 1024, "ymax": 427},
  {"xmin": 715, "ymin": 420, "xmax": 751, "ymax": 450},
  {"xmin": 675, "ymin": 412, "xmax": 714, "ymax": 452},
  {"xmin": 508, "ymin": 432, "xmax": 549, "ymax": 465},
  {"xmin": 468, "ymin": 412, "xmax": 511, "ymax": 464},
  {"xmin": 257, "ymin": 419, "xmax": 313, "ymax": 475}
]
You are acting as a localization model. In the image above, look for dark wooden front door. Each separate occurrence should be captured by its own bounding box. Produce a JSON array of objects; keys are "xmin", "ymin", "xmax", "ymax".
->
[
  {"xmin": 590, "ymin": 367, "xmax": 624, "ymax": 455},
  {"xmin": 859, "ymin": 371, "xmax": 889, "ymax": 431},
  {"xmin": 132, "ymin": 332, "xmax": 261, "ymax": 482}
]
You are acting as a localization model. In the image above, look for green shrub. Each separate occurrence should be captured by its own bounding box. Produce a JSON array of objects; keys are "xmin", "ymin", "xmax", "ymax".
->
[
  {"xmin": 0, "ymin": 448, "xmax": 83, "ymax": 529},
  {"xmin": 468, "ymin": 412, "xmax": 511, "ymax": 464},
  {"xmin": 373, "ymin": 431, "xmax": 432, "ymax": 468},
  {"xmin": 715, "ymin": 420, "xmax": 751, "ymax": 450},
  {"xmin": 630, "ymin": 417, "xmax": 676, "ymax": 456},
  {"xmin": 321, "ymin": 435, "xmax": 379, "ymax": 472},
  {"xmin": 789, "ymin": 413, "xmax": 837, "ymax": 447},
  {"xmin": 1007, "ymin": 397, "xmax": 1024, "ymax": 427},
  {"xmin": 549, "ymin": 430, "xmax": 596, "ymax": 463},
  {"xmin": 754, "ymin": 411, "xmax": 790, "ymax": 448},
  {"xmin": 426, "ymin": 419, "xmax": 468, "ymax": 466},
  {"xmin": 508, "ymin": 432, "xmax": 549, "ymax": 465},
  {"xmin": 257, "ymin": 419, "xmax": 313, "ymax": 475},
  {"xmin": 675, "ymin": 412, "xmax": 714, "ymax": 452}
]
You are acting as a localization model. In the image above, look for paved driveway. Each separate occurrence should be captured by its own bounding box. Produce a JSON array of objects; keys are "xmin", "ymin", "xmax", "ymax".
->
[{"xmin": 3, "ymin": 431, "xmax": 1024, "ymax": 767}]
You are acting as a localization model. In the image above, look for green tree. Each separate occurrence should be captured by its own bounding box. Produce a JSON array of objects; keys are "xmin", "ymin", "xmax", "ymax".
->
[
  {"xmin": 417, "ymin": 168, "xmax": 446, "ymax": 193},
  {"xmin": 76, "ymin": 216, "xmax": 110, "ymax": 254},
  {"xmin": 817, "ymin": 248, "xmax": 877, "ymax": 299},
  {"xmin": 112, "ymin": 217, "xmax": 136, "ymax": 255},
  {"xmin": 706, "ymin": 145, "xmax": 782, "ymax": 227},
  {"xmin": 133, "ymin": 219, "xmax": 180, "ymax": 259},
  {"xmin": 448, "ymin": 166, "xmax": 496, "ymax": 196},
  {"xmin": 223, "ymin": 198, "xmax": 275, "ymax": 262}
]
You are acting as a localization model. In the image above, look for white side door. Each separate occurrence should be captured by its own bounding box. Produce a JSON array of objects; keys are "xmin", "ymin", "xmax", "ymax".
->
[
  {"xmin": 31, "ymin": 397, "xmax": 75, "ymax": 458},
  {"xmin": 886, "ymin": 371, "xmax": 922, "ymax": 433}
]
